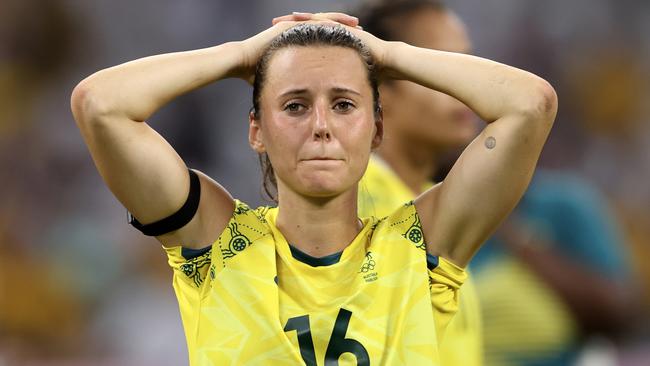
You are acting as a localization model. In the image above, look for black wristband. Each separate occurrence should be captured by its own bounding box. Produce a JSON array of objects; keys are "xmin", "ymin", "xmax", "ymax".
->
[{"xmin": 128, "ymin": 168, "xmax": 201, "ymax": 236}]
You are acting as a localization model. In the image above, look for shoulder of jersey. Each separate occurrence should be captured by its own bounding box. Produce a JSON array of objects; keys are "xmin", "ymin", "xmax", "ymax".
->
[
  {"xmin": 214, "ymin": 200, "xmax": 274, "ymax": 261},
  {"xmin": 369, "ymin": 201, "xmax": 426, "ymax": 250}
]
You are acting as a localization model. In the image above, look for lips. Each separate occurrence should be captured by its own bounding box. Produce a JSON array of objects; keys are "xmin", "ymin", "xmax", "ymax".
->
[{"xmin": 300, "ymin": 156, "xmax": 343, "ymax": 161}]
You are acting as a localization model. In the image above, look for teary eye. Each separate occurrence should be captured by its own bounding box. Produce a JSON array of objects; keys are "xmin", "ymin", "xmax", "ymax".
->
[
  {"xmin": 284, "ymin": 102, "xmax": 305, "ymax": 113},
  {"xmin": 334, "ymin": 101, "xmax": 354, "ymax": 112}
]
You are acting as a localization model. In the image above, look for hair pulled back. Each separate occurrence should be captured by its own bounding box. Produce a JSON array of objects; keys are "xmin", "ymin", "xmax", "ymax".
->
[{"xmin": 251, "ymin": 23, "xmax": 381, "ymax": 202}]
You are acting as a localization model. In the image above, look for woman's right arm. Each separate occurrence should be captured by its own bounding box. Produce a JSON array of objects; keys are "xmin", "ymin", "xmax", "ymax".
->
[
  {"xmin": 70, "ymin": 22, "xmax": 299, "ymax": 248},
  {"xmin": 71, "ymin": 42, "xmax": 244, "ymax": 248}
]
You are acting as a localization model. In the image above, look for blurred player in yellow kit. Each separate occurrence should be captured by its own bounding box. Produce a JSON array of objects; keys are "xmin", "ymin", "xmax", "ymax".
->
[
  {"xmin": 355, "ymin": 1, "xmax": 483, "ymax": 365},
  {"xmin": 71, "ymin": 8, "xmax": 557, "ymax": 366}
]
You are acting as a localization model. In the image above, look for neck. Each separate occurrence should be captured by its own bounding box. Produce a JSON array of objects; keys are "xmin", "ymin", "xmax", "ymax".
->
[
  {"xmin": 276, "ymin": 184, "xmax": 361, "ymax": 258},
  {"xmin": 377, "ymin": 136, "xmax": 439, "ymax": 195}
]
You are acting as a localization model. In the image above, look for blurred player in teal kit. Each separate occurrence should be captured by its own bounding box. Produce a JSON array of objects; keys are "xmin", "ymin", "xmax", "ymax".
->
[{"xmin": 472, "ymin": 171, "xmax": 635, "ymax": 366}]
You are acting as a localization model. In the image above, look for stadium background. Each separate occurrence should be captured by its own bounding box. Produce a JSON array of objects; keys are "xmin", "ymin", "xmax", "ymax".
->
[{"xmin": 1, "ymin": 0, "xmax": 648, "ymax": 364}]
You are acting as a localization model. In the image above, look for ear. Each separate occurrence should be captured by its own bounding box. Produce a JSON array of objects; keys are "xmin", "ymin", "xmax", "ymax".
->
[
  {"xmin": 371, "ymin": 106, "xmax": 384, "ymax": 149},
  {"xmin": 248, "ymin": 110, "xmax": 266, "ymax": 153}
]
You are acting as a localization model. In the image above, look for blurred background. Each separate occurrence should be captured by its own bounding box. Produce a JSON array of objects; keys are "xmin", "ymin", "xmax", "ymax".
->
[{"xmin": 0, "ymin": 0, "xmax": 648, "ymax": 365}]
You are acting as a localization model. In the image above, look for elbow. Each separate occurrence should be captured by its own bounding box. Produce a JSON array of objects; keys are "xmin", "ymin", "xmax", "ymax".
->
[
  {"xmin": 536, "ymin": 79, "xmax": 558, "ymax": 120},
  {"xmin": 70, "ymin": 80, "xmax": 91, "ymax": 125},
  {"xmin": 521, "ymin": 78, "xmax": 558, "ymax": 127},
  {"xmin": 71, "ymin": 79, "xmax": 99, "ymax": 127},
  {"xmin": 70, "ymin": 75, "xmax": 118, "ymax": 129}
]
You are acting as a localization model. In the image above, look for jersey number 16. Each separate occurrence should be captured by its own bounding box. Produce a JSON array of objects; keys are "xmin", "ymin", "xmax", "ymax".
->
[{"xmin": 284, "ymin": 308, "xmax": 370, "ymax": 366}]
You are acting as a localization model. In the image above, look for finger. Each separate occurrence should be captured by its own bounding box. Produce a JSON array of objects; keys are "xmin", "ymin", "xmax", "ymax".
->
[
  {"xmin": 272, "ymin": 15, "xmax": 295, "ymax": 25},
  {"xmin": 272, "ymin": 12, "xmax": 312, "ymax": 25},
  {"xmin": 312, "ymin": 12, "xmax": 358, "ymax": 27},
  {"xmin": 303, "ymin": 19, "xmax": 341, "ymax": 27},
  {"xmin": 292, "ymin": 11, "xmax": 314, "ymax": 19}
]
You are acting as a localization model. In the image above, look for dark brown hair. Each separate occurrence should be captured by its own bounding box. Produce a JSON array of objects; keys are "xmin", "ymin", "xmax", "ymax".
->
[
  {"xmin": 251, "ymin": 23, "xmax": 382, "ymax": 202},
  {"xmin": 354, "ymin": 0, "xmax": 447, "ymax": 43}
]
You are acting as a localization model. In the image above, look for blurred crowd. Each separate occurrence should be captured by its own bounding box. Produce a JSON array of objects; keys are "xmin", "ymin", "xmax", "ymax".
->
[{"xmin": 0, "ymin": 0, "xmax": 648, "ymax": 365}]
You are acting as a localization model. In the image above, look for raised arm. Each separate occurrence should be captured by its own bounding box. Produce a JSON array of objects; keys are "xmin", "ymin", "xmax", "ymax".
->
[
  {"xmin": 70, "ymin": 21, "xmax": 310, "ymax": 247},
  {"xmin": 377, "ymin": 42, "xmax": 557, "ymax": 267}
]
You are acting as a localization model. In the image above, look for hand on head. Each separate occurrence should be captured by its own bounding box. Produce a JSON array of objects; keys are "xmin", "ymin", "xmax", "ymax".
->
[
  {"xmin": 238, "ymin": 11, "xmax": 387, "ymax": 83},
  {"xmin": 272, "ymin": 12, "xmax": 388, "ymax": 74},
  {"xmin": 272, "ymin": 12, "xmax": 360, "ymax": 28}
]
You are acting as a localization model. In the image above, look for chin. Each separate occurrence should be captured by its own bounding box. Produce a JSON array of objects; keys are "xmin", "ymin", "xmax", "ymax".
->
[
  {"xmin": 300, "ymin": 182, "xmax": 347, "ymax": 198},
  {"xmin": 278, "ymin": 164, "xmax": 362, "ymax": 200},
  {"xmin": 297, "ymin": 174, "xmax": 356, "ymax": 199}
]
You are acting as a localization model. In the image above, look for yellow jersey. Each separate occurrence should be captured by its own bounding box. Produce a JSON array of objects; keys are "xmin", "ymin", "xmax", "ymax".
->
[
  {"xmin": 359, "ymin": 155, "xmax": 484, "ymax": 366},
  {"xmin": 164, "ymin": 199, "xmax": 466, "ymax": 365}
]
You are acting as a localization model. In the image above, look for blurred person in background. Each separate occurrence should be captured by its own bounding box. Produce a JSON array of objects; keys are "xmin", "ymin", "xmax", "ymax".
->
[
  {"xmin": 448, "ymin": 20, "xmax": 639, "ymax": 366},
  {"xmin": 352, "ymin": 1, "xmax": 639, "ymax": 365},
  {"xmin": 470, "ymin": 171, "xmax": 637, "ymax": 366},
  {"xmin": 354, "ymin": 1, "xmax": 483, "ymax": 365},
  {"xmin": 560, "ymin": 47, "xmax": 650, "ymax": 309},
  {"xmin": 461, "ymin": 4, "xmax": 646, "ymax": 364}
]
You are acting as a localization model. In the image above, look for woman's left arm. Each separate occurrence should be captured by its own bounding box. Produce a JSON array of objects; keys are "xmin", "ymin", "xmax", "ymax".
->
[{"xmin": 374, "ymin": 40, "xmax": 558, "ymax": 267}]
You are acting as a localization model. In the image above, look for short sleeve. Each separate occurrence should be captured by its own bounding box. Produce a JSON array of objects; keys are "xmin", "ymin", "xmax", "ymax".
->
[
  {"xmin": 383, "ymin": 201, "xmax": 468, "ymax": 340},
  {"xmin": 162, "ymin": 243, "xmax": 215, "ymax": 342},
  {"xmin": 163, "ymin": 245, "xmax": 215, "ymax": 297},
  {"xmin": 428, "ymin": 256, "xmax": 467, "ymax": 341},
  {"xmin": 161, "ymin": 200, "xmax": 268, "ymax": 307},
  {"xmin": 161, "ymin": 200, "xmax": 271, "ymax": 341}
]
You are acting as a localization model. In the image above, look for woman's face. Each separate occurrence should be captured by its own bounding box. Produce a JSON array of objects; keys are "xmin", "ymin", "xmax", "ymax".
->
[
  {"xmin": 250, "ymin": 46, "xmax": 381, "ymax": 198},
  {"xmin": 381, "ymin": 9, "xmax": 478, "ymax": 151}
]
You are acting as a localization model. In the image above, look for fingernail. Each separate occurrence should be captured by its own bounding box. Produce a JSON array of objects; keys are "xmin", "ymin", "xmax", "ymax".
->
[{"xmin": 292, "ymin": 11, "xmax": 310, "ymax": 15}]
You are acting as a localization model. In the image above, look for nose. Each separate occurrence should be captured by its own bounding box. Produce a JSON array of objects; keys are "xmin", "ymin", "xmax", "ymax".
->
[{"xmin": 312, "ymin": 104, "xmax": 331, "ymax": 141}]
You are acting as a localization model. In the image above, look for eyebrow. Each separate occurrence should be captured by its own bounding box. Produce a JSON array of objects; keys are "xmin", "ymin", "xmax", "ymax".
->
[
  {"xmin": 278, "ymin": 87, "xmax": 362, "ymax": 99},
  {"xmin": 279, "ymin": 89, "xmax": 309, "ymax": 99},
  {"xmin": 332, "ymin": 87, "xmax": 362, "ymax": 96}
]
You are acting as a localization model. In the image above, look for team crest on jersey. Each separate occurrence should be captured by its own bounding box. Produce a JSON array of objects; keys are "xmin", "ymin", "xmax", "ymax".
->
[
  {"xmin": 359, "ymin": 251, "xmax": 378, "ymax": 282},
  {"xmin": 179, "ymin": 250, "xmax": 211, "ymax": 287},
  {"xmin": 403, "ymin": 214, "xmax": 426, "ymax": 251},
  {"xmin": 220, "ymin": 222, "xmax": 252, "ymax": 260}
]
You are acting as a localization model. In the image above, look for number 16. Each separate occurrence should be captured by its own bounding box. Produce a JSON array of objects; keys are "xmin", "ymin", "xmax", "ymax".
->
[{"xmin": 284, "ymin": 308, "xmax": 370, "ymax": 366}]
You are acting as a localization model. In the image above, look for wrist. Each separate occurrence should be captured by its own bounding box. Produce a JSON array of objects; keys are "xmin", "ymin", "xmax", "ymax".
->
[
  {"xmin": 218, "ymin": 41, "xmax": 252, "ymax": 80},
  {"xmin": 379, "ymin": 41, "xmax": 408, "ymax": 80}
]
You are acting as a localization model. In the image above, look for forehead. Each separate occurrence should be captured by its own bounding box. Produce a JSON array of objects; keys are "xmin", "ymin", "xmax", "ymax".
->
[{"xmin": 263, "ymin": 46, "xmax": 371, "ymax": 96}]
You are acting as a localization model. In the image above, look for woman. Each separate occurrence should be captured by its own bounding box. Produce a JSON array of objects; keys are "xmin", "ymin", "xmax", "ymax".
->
[{"xmin": 71, "ymin": 12, "xmax": 556, "ymax": 366}]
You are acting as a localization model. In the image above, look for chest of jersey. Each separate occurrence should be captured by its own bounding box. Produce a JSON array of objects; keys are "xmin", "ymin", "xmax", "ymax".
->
[
  {"xmin": 197, "ymin": 225, "xmax": 437, "ymax": 365},
  {"xmin": 167, "ymin": 202, "xmax": 459, "ymax": 366}
]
